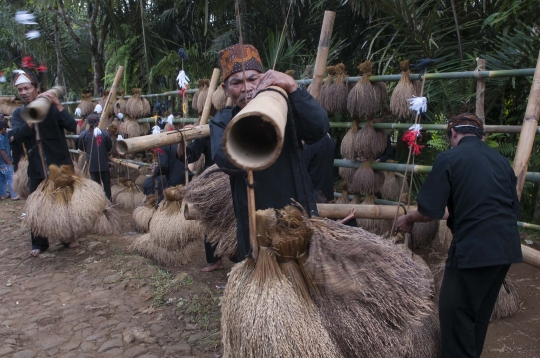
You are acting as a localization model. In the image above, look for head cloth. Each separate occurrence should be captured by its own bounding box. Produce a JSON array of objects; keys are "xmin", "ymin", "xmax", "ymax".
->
[
  {"xmin": 218, "ymin": 44, "xmax": 263, "ymax": 81},
  {"xmin": 448, "ymin": 113, "xmax": 484, "ymax": 131}
]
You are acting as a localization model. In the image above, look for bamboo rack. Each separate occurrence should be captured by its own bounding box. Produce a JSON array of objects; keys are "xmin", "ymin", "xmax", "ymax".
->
[{"xmin": 329, "ymin": 122, "xmax": 540, "ymax": 134}]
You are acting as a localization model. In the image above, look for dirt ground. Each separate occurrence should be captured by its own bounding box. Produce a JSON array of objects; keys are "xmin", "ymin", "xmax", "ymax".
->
[{"xmin": 1, "ymin": 198, "xmax": 539, "ymax": 358}]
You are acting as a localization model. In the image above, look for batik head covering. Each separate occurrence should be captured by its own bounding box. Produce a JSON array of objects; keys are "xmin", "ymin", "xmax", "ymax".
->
[
  {"xmin": 448, "ymin": 113, "xmax": 484, "ymax": 131},
  {"xmin": 218, "ymin": 44, "xmax": 263, "ymax": 81}
]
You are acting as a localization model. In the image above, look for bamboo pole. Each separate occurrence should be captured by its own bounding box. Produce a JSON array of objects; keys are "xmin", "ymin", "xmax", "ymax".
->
[
  {"xmin": 476, "ymin": 58, "xmax": 486, "ymax": 123},
  {"xmin": 99, "ymin": 66, "xmax": 124, "ymax": 130},
  {"xmin": 518, "ymin": 221, "xmax": 540, "ymax": 231},
  {"xmin": 513, "ymin": 51, "xmax": 540, "ymax": 199},
  {"xmin": 137, "ymin": 117, "xmax": 197, "ymax": 124},
  {"xmin": 329, "ymin": 122, "xmax": 540, "ymax": 134},
  {"xmin": 200, "ymin": 69, "xmax": 221, "ymax": 126},
  {"xmin": 247, "ymin": 171, "xmax": 258, "ymax": 260},
  {"xmin": 116, "ymin": 125, "xmax": 210, "ymax": 155},
  {"xmin": 307, "ymin": 11, "xmax": 335, "ymax": 101},
  {"xmin": 109, "ymin": 157, "xmax": 142, "ymax": 170},
  {"xmin": 521, "ymin": 245, "xmax": 540, "ymax": 269}
]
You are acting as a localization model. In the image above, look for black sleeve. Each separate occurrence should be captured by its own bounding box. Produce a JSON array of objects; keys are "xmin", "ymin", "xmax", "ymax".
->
[
  {"xmin": 378, "ymin": 135, "xmax": 393, "ymax": 162},
  {"xmin": 185, "ymin": 139, "xmax": 204, "ymax": 164},
  {"xmin": 57, "ymin": 108, "xmax": 77, "ymax": 133},
  {"xmin": 302, "ymin": 142, "xmax": 316, "ymax": 172},
  {"xmin": 10, "ymin": 108, "xmax": 34, "ymax": 142},
  {"xmin": 105, "ymin": 132, "xmax": 112, "ymax": 153},
  {"xmin": 416, "ymin": 153, "xmax": 452, "ymax": 219},
  {"xmin": 289, "ymin": 87, "xmax": 329, "ymax": 145},
  {"xmin": 210, "ymin": 113, "xmax": 237, "ymax": 170}
]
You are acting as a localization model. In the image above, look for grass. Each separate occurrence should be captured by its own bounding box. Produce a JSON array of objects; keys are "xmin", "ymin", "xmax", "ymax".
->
[{"xmin": 150, "ymin": 266, "xmax": 175, "ymax": 306}]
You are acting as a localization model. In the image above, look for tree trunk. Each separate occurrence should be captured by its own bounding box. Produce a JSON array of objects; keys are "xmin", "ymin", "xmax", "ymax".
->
[
  {"xmin": 93, "ymin": 52, "xmax": 104, "ymax": 96},
  {"xmin": 54, "ymin": 16, "xmax": 65, "ymax": 89}
]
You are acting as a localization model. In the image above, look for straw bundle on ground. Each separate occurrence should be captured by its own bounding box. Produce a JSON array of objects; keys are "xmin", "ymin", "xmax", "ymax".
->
[
  {"xmin": 114, "ymin": 180, "xmax": 145, "ymax": 209},
  {"xmin": 114, "ymin": 90, "xmax": 126, "ymax": 116},
  {"xmin": 491, "ymin": 277, "xmax": 520, "ymax": 320},
  {"xmin": 340, "ymin": 120, "xmax": 359, "ymax": 160},
  {"xmin": 196, "ymin": 79, "xmax": 210, "ymax": 114},
  {"xmin": 349, "ymin": 161, "xmax": 384, "ymax": 195},
  {"xmin": 390, "ymin": 60, "xmax": 421, "ymax": 119},
  {"xmin": 347, "ymin": 61, "xmax": 380, "ymax": 119},
  {"xmin": 25, "ymin": 165, "xmax": 107, "ymax": 243},
  {"xmin": 354, "ymin": 120, "xmax": 387, "ymax": 160},
  {"xmin": 111, "ymin": 178, "xmax": 128, "ymax": 198},
  {"xmin": 130, "ymin": 185, "xmax": 203, "ymax": 266},
  {"xmin": 319, "ymin": 66, "xmax": 335, "ymax": 112},
  {"xmin": 185, "ymin": 164, "xmax": 237, "ymax": 258},
  {"xmin": 212, "ymin": 84, "xmax": 227, "ymax": 111},
  {"xmin": 73, "ymin": 159, "xmax": 89, "ymax": 179},
  {"xmin": 92, "ymin": 205, "xmax": 123, "ymax": 235},
  {"xmin": 135, "ymin": 174, "xmax": 148, "ymax": 189},
  {"xmin": 404, "ymin": 309, "xmax": 441, "ymax": 358},
  {"xmin": 329, "ymin": 63, "xmax": 349, "ymax": 114},
  {"xmin": 126, "ymin": 88, "xmax": 146, "ymax": 117},
  {"xmin": 77, "ymin": 93, "xmax": 95, "ymax": 117},
  {"xmin": 436, "ymin": 220, "xmax": 453, "ymax": 248},
  {"xmin": 13, "ymin": 157, "xmax": 29, "ymax": 199},
  {"xmin": 133, "ymin": 195, "xmax": 157, "ymax": 233},
  {"xmin": 411, "ymin": 220, "xmax": 440, "ymax": 249},
  {"xmin": 381, "ymin": 171, "xmax": 408, "ymax": 201},
  {"xmin": 350, "ymin": 195, "xmax": 378, "ymax": 232}
]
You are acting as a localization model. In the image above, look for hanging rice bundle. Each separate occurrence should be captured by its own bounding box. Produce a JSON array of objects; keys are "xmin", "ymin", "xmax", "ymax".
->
[
  {"xmin": 130, "ymin": 185, "xmax": 203, "ymax": 266},
  {"xmin": 114, "ymin": 180, "xmax": 145, "ymax": 209},
  {"xmin": 77, "ymin": 93, "xmax": 95, "ymax": 117},
  {"xmin": 347, "ymin": 61, "xmax": 380, "ymax": 119},
  {"xmin": 13, "ymin": 157, "xmax": 30, "ymax": 199},
  {"xmin": 491, "ymin": 277, "xmax": 520, "ymax": 320},
  {"xmin": 335, "ymin": 190, "xmax": 350, "ymax": 204},
  {"xmin": 354, "ymin": 120, "xmax": 387, "ymax": 160},
  {"xmin": 196, "ymin": 79, "xmax": 210, "ymax": 114},
  {"xmin": 125, "ymin": 88, "xmax": 145, "ymax": 118},
  {"xmin": 373, "ymin": 81, "xmax": 387, "ymax": 109},
  {"xmin": 25, "ymin": 165, "xmax": 107, "ymax": 244},
  {"xmin": 139, "ymin": 122, "xmax": 150, "ymax": 135},
  {"xmin": 122, "ymin": 118, "xmax": 142, "ymax": 138},
  {"xmin": 381, "ymin": 171, "xmax": 408, "ymax": 201},
  {"xmin": 133, "ymin": 195, "xmax": 157, "ymax": 233},
  {"xmin": 212, "ymin": 84, "xmax": 227, "ymax": 111},
  {"xmin": 351, "ymin": 195, "xmax": 378, "ymax": 232},
  {"xmin": 436, "ymin": 220, "xmax": 453, "ymax": 248},
  {"xmin": 185, "ymin": 165, "xmax": 237, "ymax": 258},
  {"xmin": 98, "ymin": 90, "xmax": 110, "ymax": 109},
  {"xmin": 142, "ymin": 97, "xmax": 152, "ymax": 117},
  {"xmin": 329, "ymin": 63, "xmax": 349, "ymax": 114},
  {"xmin": 340, "ymin": 119, "xmax": 359, "ymax": 160},
  {"xmin": 319, "ymin": 66, "xmax": 335, "ymax": 112},
  {"xmin": 390, "ymin": 60, "xmax": 421, "ymax": 119},
  {"xmin": 349, "ymin": 161, "xmax": 384, "ymax": 195},
  {"xmin": 304, "ymin": 215, "xmax": 434, "ymax": 358},
  {"xmin": 404, "ymin": 309, "xmax": 442, "ymax": 358},
  {"xmin": 191, "ymin": 79, "xmax": 204, "ymax": 112},
  {"xmin": 92, "ymin": 205, "xmax": 123, "ymax": 235},
  {"xmin": 411, "ymin": 220, "xmax": 439, "ymax": 249},
  {"xmin": 338, "ymin": 167, "xmax": 355, "ymax": 184},
  {"xmin": 114, "ymin": 90, "xmax": 126, "ymax": 116}
]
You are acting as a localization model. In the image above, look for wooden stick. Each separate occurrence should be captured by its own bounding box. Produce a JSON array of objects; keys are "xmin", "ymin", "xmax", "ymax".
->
[
  {"xmin": 109, "ymin": 157, "xmax": 141, "ymax": 170},
  {"xmin": 513, "ymin": 51, "xmax": 540, "ymax": 198},
  {"xmin": 521, "ymin": 245, "xmax": 540, "ymax": 269},
  {"xmin": 247, "ymin": 170, "xmax": 258, "ymax": 261},
  {"xmin": 475, "ymin": 58, "xmax": 486, "ymax": 123},
  {"xmin": 99, "ymin": 66, "xmax": 124, "ymax": 130},
  {"xmin": 307, "ymin": 11, "xmax": 335, "ymax": 101},
  {"xmin": 200, "ymin": 68, "xmax": 221, "ymax": 126}
]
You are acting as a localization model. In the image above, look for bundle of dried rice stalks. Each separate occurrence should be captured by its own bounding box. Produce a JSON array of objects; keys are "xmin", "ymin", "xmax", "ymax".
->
[
  {"xmin": 351, "ymin": 195, "xmax": 379, "ymax": 232},
  {"xmin": 390, "ymin": 60, "xmax": 421, "ymax": 119},
  {"xmin": 319, "ymin": 66, "xmax": 335, "ymax": 112},
  {"xmin": 142, "ymin": 97, "xmax": 151, "ymax": 117},
  {"xmin": 133, "ymin": 195, "xmax": 157, "ymax": 232},
  {"xmin": 139, "ymin": 122, "xmax": 150, "ymax": 135},
  {"xmin": 381, "ymin": 171, "xmax": 408, "ymax": 202},
  {"xmin": 25, "ymin": 165, "xmax": 107, "ymax": 243},
  {"xmin": 130, "ymin": 185, "xmax": 203, "ymax": 266},
  {"xmin": 114, "ymin": 90, "xmax": 126, "ymax": 116},
  {"xmin": 349, "ymin": 161, "xmax": 384, "ymax": 195},
  {"xmin": 338, "ymin": 167, "xmax": 356, "ymax": 184},
  {"xmin": 114, "ymin": 180, "xmax": 145, "ymax": 209},
  {"xmin": 196, "ymin": 79, "xmax": 210, "ymax": 114},
  {"xmin": 404, "ymin": 309, "xmax": 441, "ymax": 358},
  {"xmin": 135, "ymin": 174, "xmax": 148, "ymax": 189},
  {"xmin": 121, "ymin": 118, "xmax": 142, "ymax": 138},
  {"xmin": 13, "ymin": 157, "xmax": 29, "ymax": 199},
  {"xmin": 435, "ymin": 220, "xmax": 453, "ymax": 248},
  {"xmin": 191, "ymin": 80, "xmax": 204, "ymax": 112},
  {"xmin": 491, "ymin": 277, "xmax": 520, "ymax": 320},
  {"xmin": 92, "ymin": 204, "xmax": 123, "ymax": 235},
  {"xmin": 304, "ymin": 215, "xmax": 434, "ymax": 358},
  {"xmin": 185, "ymin": 164, "xmax": 237, "ymax": 258},
  {"xmin": 340, "ymin": 119, "xmax": 359, "ymax": 160},
  {"xmin": 335, "ymin": 190, "xmax": 350, "ymax": 204},
  {"xmin": 411, "ymin": 220, "xmax": 439, "ymax": 249},
  {"xmin": 77, "ymin": 93, "xmax": 95, "ymax": 117},
  {"xmin": 98, "ymin": 90, "xmax": 110, "ymax": 109},
  {"xmin": 354, "ymin": 121, "xmax": 387, "ymax": 160},
  {"xmin": 126, "ymin": 88, "xmax": 146, "ymax": 118},
  {"xmin": 111, "ymin": 177, "xmax": 128, "ymax": 198},
  {"xmin": 329, "ymin": 63, "xmax": 349, "ymax": 114},
  {"xmin": 73, "ymin": 159, "xmax": 89, "ymax": 179},
  {"xmin": 212, "ymin": 84, "xmax": 227, "ymax": 111},
  {"xmin": 347, "ymin": 61, "xmax": 381, "ymax": 119}
]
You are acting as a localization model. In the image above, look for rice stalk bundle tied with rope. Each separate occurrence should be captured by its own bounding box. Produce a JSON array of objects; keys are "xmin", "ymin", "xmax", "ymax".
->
[
  {"xmin": 390, "ymin": 60, "xmax": 421, "ymax": 119},
  {"xmin": 98, "ymin": 90, "xmax": 110, "ymax": 109},
  {"xmin": 335, "ymin": 190, "xmax": 350, "ymax": 204},
  {"xmin": 114, "ymin": 180, "xmax": 145, "ymax": 209},
  {"xmin": 340, "ymin": 119, "xmax": 359, "ymax": 160},
  {"xmin": 77, "ymin": 93, "xmax": 95, "ymax": 117},
  {"xmin": 347, "ymin": 61, "xmax": 384, "ymax": 119},
  {"xmin": 381, "ymin": 170, "xmax": 408, "ymax": 202},
  {"xmin": 13, "ymin": 157, "xmax": 29, "ymax": 199},
  {"xmin": 191, "ymin": 79, "xmax": 204, "ymax": 112},
  {"xmin": 338, "ymin": 167, "xmax": 356, "ymax": 184},
  {"xmin": 354, "ymin": 120, "xmax": 387, "ymax": 160},
  {"xmin": 111, "ymin": 177, "xmax": 128, "ymax": 199},
  {"xmin": 411, "ymin": 220, "xmax": 440, "ymax": 249},
  {"xmin": 92, "ymin": 204, "xmax": 123, "ymax": 235},
  {"xmin": 131, "ymin": 185, "xmax": 203, "ymax": 266},
  {"xmin": 196, "ymin": 79, "xmax": 210, "ymax": 115},
  {"xmin": 212, "ymin": 83, "xmax": 228, "ymax": 111},
  {"xmin": 436, "ymin": 220, "xmax": 453, "ymax": 248},
  {"xmin": 349, "ymin": 161, "xmax": 384, "ymax": 196},
  {"xmin": 185, "ymin": 164, "xmax": 237, "ymax": 258},
  {"xmin": 114, "ymin": 90, "xmax": 126, "ymax": 116},
  {"xmin": 139, "ymin": 122, "xmax": 150, "ymax": 135},
  {"xmin": 73, "ymin": 159, "xmax": 89, "ymax": 179},
  {"xmin": 491, "ymin": 277, "xmax": 520, "ymax": 320},
  {"xmin": 25, "ymin": 164, "xmax": 107, "ymax": 244},
  {"xmin": 126, "ymin": 88, "xmax": 146, "ymax": 118},
  {"xmin": 133, "ymin": 194, "xmax": 157, "ymax": 233},
  {"xmin": 351, "ymin": 194, "xmax": 379, "ymax": 232},
  {"xmin": 404, "ymin": 309, "xmax": 441, "ymax": 358},
  {"xmin": 142, "ymin": 97, "xmax": 151, "ymax": 117},
  {"xmin": 319, "ymin": 66, "xmax": 336, "ymax": 112},
  {"xmin": 122, "ymin": 118, "xmax": 142, "ymax": 138},
  {"xmin": 329, "ymin": 63, "xmax": 349, "ymax": 114}
]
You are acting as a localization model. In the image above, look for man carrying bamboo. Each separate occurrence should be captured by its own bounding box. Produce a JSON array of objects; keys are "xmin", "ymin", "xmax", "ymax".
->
[
  {"xmin": 11, "ymin": 69, "xmax": 77, "ymax": 257},
  {"xmin": 396, "ymin": 113, "xmax": 522, "ymax": 357},
  {"xmin": 208, "ymin": 44, "xmax": 328, "ymax": 260}
]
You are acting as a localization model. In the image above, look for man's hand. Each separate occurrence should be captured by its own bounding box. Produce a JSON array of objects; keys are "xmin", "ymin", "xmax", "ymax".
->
[
  {"xmin": 256, "ymin": 70, "xmax": 298, "ymax": 94},
  {"xmin": 37, "ymin": 90, "xmax": 63, "ymax": 112},
  {"xmin": 396, "ymin": 214, "xmax": 414, "ymax": 233}
]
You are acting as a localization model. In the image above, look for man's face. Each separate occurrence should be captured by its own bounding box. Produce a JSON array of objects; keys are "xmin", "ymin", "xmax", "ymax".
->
[
  {"xmin": 223, "ymin": 70, "xmax": 261, "ymax": 109},
  {"xmin": 0, "ymin": 128, "xmax": 6, "ymax": 135},
  {"xmin": 16, "ymin": 83, "xmax": 39, "ymax": 104}
]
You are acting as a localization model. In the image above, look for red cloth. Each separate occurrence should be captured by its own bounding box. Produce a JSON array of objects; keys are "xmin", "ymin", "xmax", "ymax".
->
[{"xmin": 402, "ymin": 130, "xmax": 424, "ymax": 155}]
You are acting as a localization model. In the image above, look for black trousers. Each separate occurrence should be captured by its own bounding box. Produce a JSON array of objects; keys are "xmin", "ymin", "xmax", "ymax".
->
[
  {"xmin": 29, "ymin": 177, "xmax": 49, "ymax": 251},
  {"xmin": 204, "ymin": 239, "xmax": 220, "ymax": 264},
  {"xmin": 439, "ymin": 253, "xmax": 510, "ymax": 358},
  {"xmin": 90, "ymin": 170, "xmax": 111, "ymax": 200}
]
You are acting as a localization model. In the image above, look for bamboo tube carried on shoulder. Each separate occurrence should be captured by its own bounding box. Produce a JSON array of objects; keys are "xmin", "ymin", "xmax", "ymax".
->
[
  {"xmin": 22, "ymin": 86, "xmax": 64, "ymax": 123},
  {"xmin": 223, "ymin": 86, "xmax": 288, "ymax": 171},
  {"xmin": 116, "ymin": 125, "xmax": 210, "ymax": 155}
]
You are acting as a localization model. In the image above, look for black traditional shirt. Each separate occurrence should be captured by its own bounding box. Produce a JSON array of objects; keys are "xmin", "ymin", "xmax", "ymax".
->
[
  {"xmin": 183, "ymin": 136, "xmax": 215, "ymax": 169},
  {"xmin": 154, "ymin": 144, "xmax": 190, "ymax": 187},
  {"xmin": 78, "ymin": 129, "xmax": 112, "ymax": 172},
  {"xmin": 302, "ymin": 133, "xmax": 335, "ymax": 202},
  {"xmin": 417, "ymin": 136, "xmax": 522, "ymax": 268},
  {"xmin": 210, "ymin": 87, "xmax": 329, "ymax": 260}
]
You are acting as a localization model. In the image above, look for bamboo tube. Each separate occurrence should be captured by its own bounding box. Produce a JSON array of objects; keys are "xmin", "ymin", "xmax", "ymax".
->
[
  {"xmin": 518, "ymin": 221, "xmax": 540, "ymax": 231},
  {"xmin": 116, "ymin": 125, "xmax": 210, "ymax": 155},
  {"xmin": 99, "ymin": 66, "xmax": 124, "ymax": 130},
  {"xmin": 200, "ymin": 69, "xmax": 221, "ymax": 126},
  {"xmin": 476, "ymin": 58, "xmax": 486, "ymax": 123},
  {"xmin": 247, "ymin": 170, "xmax": 258, "ymax": 260},
  {"xmin": 521, "ymin": 245, "xmax": 540, "ymax": 269},
  {"xmin": 308, "ymin": 11, "xmax": 335, "ymax": 101},
  {"xmin": 137, "ymin": 117, "xmax": 197, "ymax": 124},
  {"xmin": 329, "ymin": 122, "xmax": 540, "ymax": 134},
  {"xmin": 513, "ymin": 51, "xmax": 540, "ymax": 199},
  {"xmin": 109, "ymin": 157, "xmax": 142, "ymax": 170}
]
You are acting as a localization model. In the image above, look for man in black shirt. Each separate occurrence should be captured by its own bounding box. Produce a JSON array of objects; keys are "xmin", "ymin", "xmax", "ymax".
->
[
  {"xmin": 302, "ymin": 133, "xmax": 335, "ymax": 203},
  {"xmin": 396, "ymin": 113, "xmax": 522, "ymax": 358}
]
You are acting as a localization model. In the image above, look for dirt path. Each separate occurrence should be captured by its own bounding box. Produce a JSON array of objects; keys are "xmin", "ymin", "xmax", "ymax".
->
[{"xmin": 1, "ymin": 198, "xmax": 539, "ymax": 358}]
